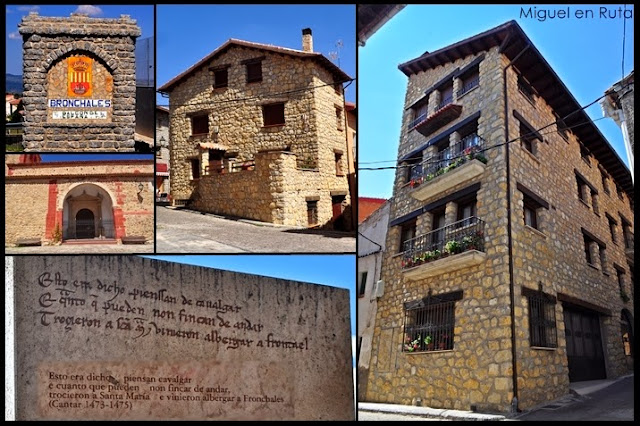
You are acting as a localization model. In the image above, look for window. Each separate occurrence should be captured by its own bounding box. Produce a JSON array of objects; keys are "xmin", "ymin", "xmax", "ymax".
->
[
  {"xmin": 600, "ymin": 169, "xmax": 610, "ymax": 194},
  {"xmin": 615, "ymin": 265, "xmax": 626, "ymax": 296},
  {"xmin": 523, "ymin": 195, "xmax": 540, "ymax": 230},
  {"xmin": 403, "ymin": 291, "xmax": 460, "ymax": 353},
  {"xmin": 262, "ymin": 103, "xmax": 285, "ymax": 127},
  {"xmin": 583, "ymin": 234, "xmax": 594, "ymax": 265},
  {"xmin": 335, "ymin": 151, "xmax": 344, "ymax": 176},
  {"xmin": 576, "ymin": 174, "xmax": 589, "ymax": 203},
  {"xmin": 524, "ymin": 286, "xmax": 557, "ymax": 348},
  {"xmin": 246, "ymin": 61, "xmax": 262, "ymax": 83},
  {"xmin": 457, "ymin": 198, "xmax": 477, "ymax": 224},
  {"xmin": 437, "ymin": 85, "xmax": 453, "ymax": 110},
  {"xmin": 520, "ymin": 120, "xmax": 536, "ymax": 155},
  {"xmin": 306, "ymin": 200, "xmax": 318, "ymax": 226},
  {"xmin": 191, "ymin": 115, "xmax": 209, "ymax": 136},
  {"xmin": 404, "ymin": 157, "xmax": 422, "ymax": 184},
  {"xmin": 431, "ymin": 210, "xmax": 446, "ymax": 246},
  {"xmin": 555, "ymin": 115, "xmax": 569, "ymax": 141},
  {"xmin": 410, "ymin": 101, "xmax": 428, "ymax": 129},
  {"xmin": 607, "ymin": 215, "xmax": 617, "ymax": 243},
  {"xmin": 399, "ymin": 220, "xmax": 416, "ymax": 253},
  {"xmin": 599, "ymin": 246, "xmax": 607, "ymax": 274},
  {"xmin": 591, "ymin": 192, "xmax": 600, "ymax": 215},
  {"xmin": 579, "ymin": 144, "xmax": 591, "ymax": 165},
  {"xmin": 190, "ymin": 159, "xmax": 200, "ymax": 180},
  {"xmin": 517, "ymin": 74, "xmax": 535, "ymax": 104},
  {"xmin": 336, "ymin": 106, "xmax": 344, "ymax": 131},
  {"xmin": 457, "ymin": 66, "xmax": 479, "ymax": 97},
  {"xmin": 213, "ymin": 68, "xmax": 228, "ymax": 88},
  {"xmin": 616, "ymin": 186, "xmax": 624, "ymax": 201},
  {"xmin": 621, "ymin": 218, "xmax": 633, "ymax": 250},
  {"xmin": 358, "ymin": 271, "xmax": 368, "ymax": 297}
]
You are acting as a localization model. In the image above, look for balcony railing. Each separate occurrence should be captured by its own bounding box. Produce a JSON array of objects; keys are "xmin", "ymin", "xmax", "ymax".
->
[
  {"xmin": 401, "ymin": 217, "xmax": 485, "ymax": 269},
  {"xmin": 436, "ymin": 93, "xmax": 453, "ymax": 111},
  {"xmin": 457, "ymin": 76, "xmax": 479, "ymax": 97},
  {"xmin": 408, "ymin": 134, "xmax": 487, "ymax": 187},
  {"xmin": 63, "ymin": 219, "xmax": 115, "ymax": 240}
]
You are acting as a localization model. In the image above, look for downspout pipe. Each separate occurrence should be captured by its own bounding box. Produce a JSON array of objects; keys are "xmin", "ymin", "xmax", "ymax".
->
[{"xmin": 502, "ymin": 41, "xmax": 530, "ymax": 414}]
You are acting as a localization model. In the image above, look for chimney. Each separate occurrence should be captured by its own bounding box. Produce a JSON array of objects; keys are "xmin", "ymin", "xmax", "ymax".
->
[{"xmin": 302, "ymin": 28, "xmax": 313, "ymax": 52}]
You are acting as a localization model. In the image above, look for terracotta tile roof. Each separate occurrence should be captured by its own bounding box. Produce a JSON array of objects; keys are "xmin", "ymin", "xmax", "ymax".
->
[{"xmin": 359, "ymin": 197, "xmax": 387, "ymax": 223}]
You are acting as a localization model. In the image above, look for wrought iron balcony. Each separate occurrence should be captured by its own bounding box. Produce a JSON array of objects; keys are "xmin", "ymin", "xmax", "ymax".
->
[
  {"xmin": 409, "ymin": 135, "xmax": 486, "ymax": 182},
  {"xmin": 402, "ymin": 216, "xmax": 485, "ymax": 267},
  {"xmin": 408, "ymin": 99, "xmax": 462, "ymax": 137},
  {"xmin": 457, "ymin": 76, "xmax": 480, "ymax": 97}
]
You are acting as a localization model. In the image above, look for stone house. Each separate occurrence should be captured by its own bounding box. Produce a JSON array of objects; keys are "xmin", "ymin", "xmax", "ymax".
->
[
  {"xmin": 157, "ymin": 29, "xmax": 353, "ymax": 230},
  {"xmin": 155, "ymin": 106, "xmax": 171, "ymax": 195},
  {"xmin": 364, "ymin": 21, "xmax": 634, "ymax": 414},
  {"xmin": 357, "ymin": 199, "xmax": 390, "ymax": 400},
  {"xmin": 5, "ymin": 154, "xmax": 154, "ymax": 247}
]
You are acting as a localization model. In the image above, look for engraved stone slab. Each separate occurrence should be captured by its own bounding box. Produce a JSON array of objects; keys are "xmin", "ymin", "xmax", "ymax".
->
[{"xmin": 13, "ymin": 256, "xmax": 354, "ymax": 420}]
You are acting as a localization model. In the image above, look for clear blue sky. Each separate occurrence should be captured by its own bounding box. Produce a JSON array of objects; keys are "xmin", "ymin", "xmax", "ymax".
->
[
  {"xmin": 38, "ymin": 154, "xmax": 153, "ymax": 162},
  {"xmin": 156, "ymin": 5, "xmax": 356, "ymax": 106},
  {"xmin": 359, "ymin": 4, "xmax": 634, "ymax": 199},
  {"xmin": 143, "ymin": 255, "xmax": 356, "ymax": 363},
  {"xmin": 5, "ymin": 5, "xmax": 154, "ymax": 75}
]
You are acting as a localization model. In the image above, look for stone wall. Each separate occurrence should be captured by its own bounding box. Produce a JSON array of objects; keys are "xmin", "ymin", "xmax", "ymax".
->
[
  {"xmin": 166, "ymin": 43, "xmax": 351, "ymax": 229},
  {"xmin": 18, "ymin": 12, "xmax": 140, "ymax": 151},
  {"xmin": 192, "ymin": 150, "xmax": 348, "ymax": 228},
  {"xmin": 366, "ymin": 41, "xmax": 635, "ymax": 414},
  {"xmin": 5, "ymin": 160, "xmax": 154, "ymax": 245}
]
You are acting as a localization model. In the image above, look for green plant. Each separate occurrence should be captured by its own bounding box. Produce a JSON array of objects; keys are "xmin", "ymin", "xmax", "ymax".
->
[
  {"xmin": 444, "ymin": 240, "xmax": 461, "ymax": 254},
  {"xmin": 474, "ymin": 154, "xmax": 488, "ymax": 164},
  {"xmin": 51, "ymin": 222, "xmax": 62, "ymax": 244}
]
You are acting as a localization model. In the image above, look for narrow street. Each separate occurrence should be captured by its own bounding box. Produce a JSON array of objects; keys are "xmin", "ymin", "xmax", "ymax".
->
[{"xmin": 156, "ymin": 207, "xmax": 356, "ymax": 253}]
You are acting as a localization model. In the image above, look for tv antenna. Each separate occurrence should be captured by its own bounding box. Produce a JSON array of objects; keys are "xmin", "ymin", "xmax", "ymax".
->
[{"xmin": 328, "ymin": 39, "xmax": 343, "ymax": 67}]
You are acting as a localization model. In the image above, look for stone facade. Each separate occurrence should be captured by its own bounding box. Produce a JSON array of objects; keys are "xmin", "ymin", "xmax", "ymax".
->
[
  {"xmin": 156, "ymin": 106, "xmax": 171, "ymax": 194},
  {"xmin": 5, "ymin": 155, "xmax": 154, "ymax": 246},
  {"xmin": 365, "ymin": 22, "xmax": 634, "ymax": 414},
  {"xmin": 357, "ymin": 200, "xmax": 390, "ymax": 400},
  {"xmin": 18, "ymin": 12, "xmax": 141, "ymax": 151},
  {"xmin": 159, "ymin": 33, "xmax": 353, "ymax": 230}
]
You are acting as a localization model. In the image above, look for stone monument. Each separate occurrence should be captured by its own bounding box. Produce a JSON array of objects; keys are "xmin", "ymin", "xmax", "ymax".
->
[
  {"xmin": 18, "ymin": 12, "xmax": 141, "ymax": 151},
  {"xmin": 9, "ymin": 256, "xmax": 354, "ymax": 420}
]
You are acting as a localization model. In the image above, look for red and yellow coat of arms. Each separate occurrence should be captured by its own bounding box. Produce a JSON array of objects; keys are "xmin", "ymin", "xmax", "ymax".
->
[{"xmin": 67, "ymin": 56, "xmax": 93, "ymax": 97}]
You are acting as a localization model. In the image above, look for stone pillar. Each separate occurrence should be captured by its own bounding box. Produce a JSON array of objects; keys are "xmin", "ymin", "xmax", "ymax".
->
[
  {"xmin": 445, "ymin": 201, "xmax": 458, "ymax": 226},
  {"xmin": 453, "ymin": 77, "xmax": 462, "ymax": 102},
  {"xmin": 428, "ymin": 90, "xmax": 441, "ymax": 116},
  {"xmin": 449, "ymin": 131, "xmax": 461, "ymax": 149}
]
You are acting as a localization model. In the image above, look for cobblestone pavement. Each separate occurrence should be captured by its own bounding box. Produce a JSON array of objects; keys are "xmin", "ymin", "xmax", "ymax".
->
[
  {"xmin": 156, "ymin": 207, "xmax": 356, "ymax": 253},
  {"xmin": 5, "ymin": 243, "xmax": 154, "ymax": 254}
]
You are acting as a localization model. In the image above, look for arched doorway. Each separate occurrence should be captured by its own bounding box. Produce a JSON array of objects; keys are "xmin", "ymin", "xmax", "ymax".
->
[
  {"xmin": 75, "ymin": 209, "xmax": 95, "ymax": 239},
  {"xmin": 62, "ymin": 183, "xmax": 115, "ymax": 241}
]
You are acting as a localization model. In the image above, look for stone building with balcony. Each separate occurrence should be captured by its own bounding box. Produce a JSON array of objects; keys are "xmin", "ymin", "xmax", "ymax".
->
[
  {"xmin": 158, "ymin": 29, "xmax": 353, "ymax": 230},
  {"xmin": 364, "ymin": 21, "xmax": 634, "ymax": 414}
]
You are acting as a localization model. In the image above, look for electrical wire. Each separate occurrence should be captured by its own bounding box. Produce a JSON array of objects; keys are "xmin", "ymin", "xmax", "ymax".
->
[{"xmin": 358, "ymin": 92, "xmax": 609, "ymax": 170}]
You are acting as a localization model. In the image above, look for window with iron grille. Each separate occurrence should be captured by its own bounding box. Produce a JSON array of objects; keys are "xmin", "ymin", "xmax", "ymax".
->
[
  {"xmin": 246, "ymin": 61, "xmax": 262, "ymax": 83},
  {"xmin": 306, "ymin": 200, "xmax": 318, "ymax": 226},
  {"xmin": 191, "ymin": 115, "xmax": 209, "ymax": 136},
  {"xmin": 213, "ymin": 68, "xmax": 228, "ymax": 88},
  {"xmin": 523, "ymin": 286, "xmax": 557, "ymax": 348},
  {"xmin": 403, "ymin": 291, "xmax": 461, "ymax": 353},
  {"xmin": 457, "ymin": 66, "xmax": 479, "ymax": 97},
  {"xmin": 399, "ymin": 220, "xmax": 416, "ymax": 253},
  {"xmin": 262, "ymin": 103, "xmax": 285, "ymax": 126}
]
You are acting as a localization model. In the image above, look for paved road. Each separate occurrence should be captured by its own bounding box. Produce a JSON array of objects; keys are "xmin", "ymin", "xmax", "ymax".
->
[
  {"xmin": 359, "ymin": 411, "xmax": 448, "ymax": 421},
  {"xmin": 515, "ymin": 375, "xmax": 634, "ymax": 421},
  {"xmin": 156, "ymin": 207, "xmax": 356, "ymax": 253}
]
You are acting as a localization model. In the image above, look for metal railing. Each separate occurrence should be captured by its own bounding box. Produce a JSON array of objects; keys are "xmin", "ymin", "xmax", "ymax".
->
[
  {"xmin": 404, "ymin": 300, "xmax": 455, "ymax": 352},
  {"xmin": 63, "ymin": 219, "xmax": 115, "ymax": 240},
  {"xmin": 457, "ymin": 76, "xmax": 479, "ymax": 97},
  {"xmin": 401, "ymin": 216, "xmax": 485, "ymax": 268},
  {"xmin": 408, "ymin": 92, "xmax": 455, "ymax": 130},
  {"xmin": 409, "ymin": 111, "xmax": 429, "ymax": 130},
  {"xmin": 408, "ymin": 134, "xmax": 486, "ymax": 183},
  {"xmin": 436, "ymin": 93, "xmax": 453, "ymax": 111}
]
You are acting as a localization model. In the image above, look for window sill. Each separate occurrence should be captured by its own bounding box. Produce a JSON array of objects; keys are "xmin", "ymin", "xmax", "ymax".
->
[
  {"xmin": 530, "ymin": 346, "xmax": 557, "ymax": 351},
  {"xmin": 579, "ymin": 198, "xmax": 590, "ymax": 208},
  {"xmin": 358, "ymin": 294, "xmax": 366, "ymax": 299},
  {"xmin": 518, "ymin": 90, "xmax": 536, "ymax": 107},
  {"xmin": 587, "ymin": 262, "xmax": 599, "ymax": 271},
  {"xmin": 594, "ymin": 212, "xmax": 601, "ymax": 218},
  {"xmin": 404, "ymin": 349, "xmax": 454, "ymax": 355},
  {"xmin": 602, "ymin": 271, "xmax": 610, "ymax": 277},
  {"xmin": 336, "ymin": 173, "xmax": 346, "ymax": 177},
  {"xmin": 525, "ymin": 225, "xmax": 546, "ymax": 238},
  {"xmin": 581, "ymin": 157, "xmax": 592, "ymax": 167},
  {"xmin": 261, "ymin": 124, "xmax": 285, "ymax": 129},
  {"xmin": 213, "ymin": 86, "xmax": 228, "ymax": 90},
  {"xmin": 247, "ymin": 80, "xmax": 263, "ymax": 84}
]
